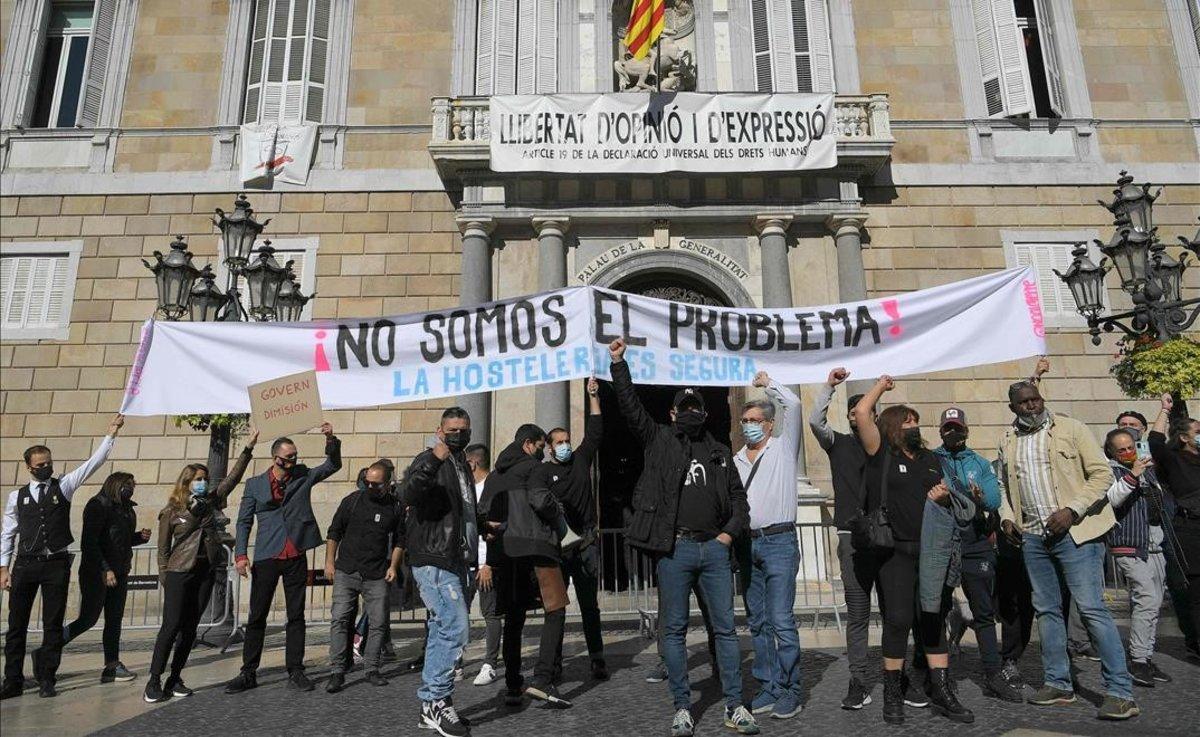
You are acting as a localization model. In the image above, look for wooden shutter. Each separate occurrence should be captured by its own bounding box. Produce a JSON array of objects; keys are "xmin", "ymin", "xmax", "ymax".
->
[
  {"xmin": 535, "ymin": 0, "xmax": 557, "ymax": 93},
  {"xmin": 751, "ymin": 0, "xmax": 773, "ymax": 91},
  {"xmin": 305, "ymin": 0, "xmax": 329, "ymax": 122},
  {"xmin": 790, "ymin": 0, "xmax": 812, "ymax": 92},
  {"xmin": 1013, "ymin": 242, "xmax": 1087, "ymax": 326},
  {"xmin": 769, "ymin": 0, "xmax": 797, "ymax": 91},
  {"xmin": 78, "ymin": 0, "xmax": 117, "ymax": 127},
  {"xmin": 244, "ymin": 0, "xmax": 272, "ymax": 123},
  {"xmin": 476, "ymin": 0, "xmax": 495, "ymax": 94},
  {"xmin": 517, "ymin": 0, "xmax": 537, "ymax": 93},
  {"xmin": 972, "ymin": 0, "xmax": 1032, "ymax": 117},
  {"xmin": 1033, "ymin": 0, "xmax": 1066, "ymax": 116},
  {"xmin": 806, "ymin": 0, "xmax": 834, "ymax": 93},
  {"xmin": 0, "ymin": 254, "xmax": 71, "ymax": 332},
  {"xmin": 1191, "ymin": 0, "xmax": 1200, "ymax": 53},
  {"xmin": 495, "ymin": 0, "xmax": 517, "ymax": 94}
]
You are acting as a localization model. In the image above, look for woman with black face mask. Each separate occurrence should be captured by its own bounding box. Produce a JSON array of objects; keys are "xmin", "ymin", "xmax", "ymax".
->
[
  {"xmin": 852, "ymin": 376, "xmax": 972, "ymax": 725},
  {"xmin": 62, "ymin": 471, "xmax": 150, "ymax": 683}
]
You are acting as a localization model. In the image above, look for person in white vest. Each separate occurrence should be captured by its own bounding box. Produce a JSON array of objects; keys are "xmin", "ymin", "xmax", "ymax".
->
[{"xmin": 0, "ymin": 414, "xmax": 124, "ymax": 699}]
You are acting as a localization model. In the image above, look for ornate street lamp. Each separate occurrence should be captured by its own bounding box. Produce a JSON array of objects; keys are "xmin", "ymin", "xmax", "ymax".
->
[
  {"xmin": 1099, "ymin": 170, "xmax": 1159, "ymax": 235},
  {"xmin": 1054, "ymin": 243, "xmax": 1108, "ymax": 320},
  {"xmin": 188, "ymin": 266, "xmax": 227, "ymax": 322},
  {"xmin": 142, "ymin": 235, "xmax": 201, "ymax": 321},
  {"xmin": 1059, "ymin": 171, "xmax": 1198, "ymax": 346},
  {"xmin": 275, "ymin": 267, "xmax": 314, "ymax": 322},
  {"xmin": 241, "ymin": 242, "xmax": 290, "ymax": 321},
  {"xmin": 212, "ymin": 193, "xmax": 269, "ymax": 322}
]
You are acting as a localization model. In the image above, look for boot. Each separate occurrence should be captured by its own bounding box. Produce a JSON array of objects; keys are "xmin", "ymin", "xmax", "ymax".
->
[
  {"xmin": 929, "ymin": 667, "xmax": 974, "ymax": 723},
  {"xmin": 883, "ymin": 669, "xmax": 905, "ymax": 725}
]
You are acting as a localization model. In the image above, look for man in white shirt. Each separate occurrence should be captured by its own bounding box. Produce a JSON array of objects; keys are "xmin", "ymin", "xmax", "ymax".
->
[
  {"xmin": 733, "ymin": 372, "xmax": 804, "ymax": 720},
  {"xmin": 466, "ymin": 443, "xmax": 503, "ymax": 687},
  {"xmin": 1, "ymin": 414, "xmax": 124, "ymax": 699}
]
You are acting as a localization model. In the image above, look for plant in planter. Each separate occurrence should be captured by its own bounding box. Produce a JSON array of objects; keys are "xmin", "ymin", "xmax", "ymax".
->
[{"xmin": 1110, "ymin": 336, "xmax": 1200, "ymax": 419}]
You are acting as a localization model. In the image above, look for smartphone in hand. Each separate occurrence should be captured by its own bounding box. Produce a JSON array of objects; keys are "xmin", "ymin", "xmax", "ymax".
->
[{"xmin": 1136, "ymin": 439, "xmax": 1151, "ymax": 459}]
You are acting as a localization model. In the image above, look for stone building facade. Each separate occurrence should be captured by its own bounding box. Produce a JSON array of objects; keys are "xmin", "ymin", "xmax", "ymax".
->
[{"xmin": 1, "ymin": 0, "xmax": 1198, "ymax": 534}]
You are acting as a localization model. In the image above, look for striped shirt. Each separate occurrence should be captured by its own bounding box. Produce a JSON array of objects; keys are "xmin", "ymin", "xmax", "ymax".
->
[{"xmin": 1014, "ymin": 422, "xmax": 1059, "ymax": 535}]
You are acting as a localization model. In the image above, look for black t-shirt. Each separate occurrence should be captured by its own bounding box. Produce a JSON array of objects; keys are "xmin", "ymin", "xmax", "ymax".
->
[
  {"xmin": 327, "ymin": 490, "xmax": 403, "ymax": 580},
  {"xmin": 674, "ymin": 438, "xmax": 723, "ymax": 535},
  {"xmin": 865, "ymin": 440, "xmax": 943, "ymax": 542},
  {"xmin": 827, "ymin": 430, "xmax": 868, "ymax": 531}
]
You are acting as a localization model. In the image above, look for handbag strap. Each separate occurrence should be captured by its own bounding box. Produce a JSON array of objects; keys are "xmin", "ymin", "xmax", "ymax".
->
[{"xmin": 744, "ymin": 445, "xmax": 768, "ymax": 492}]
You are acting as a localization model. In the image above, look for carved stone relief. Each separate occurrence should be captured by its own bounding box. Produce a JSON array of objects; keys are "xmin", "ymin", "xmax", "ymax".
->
[{"xmin": 611, "ymin": 0, "xmax": 697, "ymax": 91}]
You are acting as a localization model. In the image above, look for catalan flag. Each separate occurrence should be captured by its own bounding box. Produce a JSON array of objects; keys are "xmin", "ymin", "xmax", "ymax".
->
[{"xmin": 623, "ymin": 0, "xmax": 666, "ymax": 60}]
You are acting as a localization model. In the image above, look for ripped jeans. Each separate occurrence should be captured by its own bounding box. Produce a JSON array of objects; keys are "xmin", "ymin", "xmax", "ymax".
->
[{"xmin": 412, "ymin": 565, "xmax": 469, "ymax": 703}]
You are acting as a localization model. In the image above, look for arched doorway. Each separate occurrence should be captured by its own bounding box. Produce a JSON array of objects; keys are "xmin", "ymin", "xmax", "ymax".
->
[{"xmin": 593, "ymin": 272, "xmax": 740, "ymax": 591}]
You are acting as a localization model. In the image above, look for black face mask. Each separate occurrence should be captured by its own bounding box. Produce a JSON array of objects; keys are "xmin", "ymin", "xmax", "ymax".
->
[
  {"xmin": 275, "ymin": 460, "xmax": 295, "ymax": 477},
  {"xmin": 902, "ymin": 427, "xmax": 924, "ymax": 451},
  {"xmin": 942, "ymin": 429, "xmax": 968, "ymax": 451},
  {"xmin": 119, "ymin": 486, "xmax": 134, "ymax": 502},
  {"xmin": 444, "ymin": 429, "xmax": 471, "ymax": 452},
  {"xmin": 31, "ymin": 466, "xmax": 54, "ymax": 482},
  {"xmin": 365, "ymin": 482, "xmax": 387, "ymax": 498},
  {"xmin": 674, "ymin": 410, "xmax": 706, "ymax": 438}
]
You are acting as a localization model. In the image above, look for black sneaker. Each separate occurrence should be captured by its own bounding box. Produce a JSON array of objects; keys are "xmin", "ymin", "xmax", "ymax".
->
[
  {"xmin": 1186, "ymin": 640, "xmax": 1200, "ymax": 661},
  {"xmin": 326, "ymin": 673, "xmax": 346, "ymax": 693},
  {"xmin": 0, "ymin": 678, "xmax": 24, "ymax": 700},
  {"xmin": 143, "ymin": 677, "xmax": 169, "ymax": 703},
  {"xmin": 1071, "ymin": 643, "xmax": 1101, "ymax": 661},
  {"xmin": 287, "ymin": 670, "xmax": 315, "ymax": 692},
  {"xmin": 365, "ymin": 671, "xmax": 389, "ymax": 687},
  {"xmin": 225, "ymin": 671, "xmax": 258, "ymax": 694},
  {"xmin": 1129, "ymin": 661, "xmax": 1155, "ymax": 688},
  {"xmin": 984, "ymin": 671, "xmax": 1024, "ymax": 702},
  {"xmin": 524, "ymin": 680, "xmax": 572, "ymax": 708},
  {"xmin": 900, "ymin": 671, "xmax": 929, "ymax": 708},
  {"xmin": 590, "ymin": 659, "xmax": 610, "ymax": 681},
  {"xmin": 406, "ymin": 656, "xmax": 426, "ymax": 672},
  {"xmin": 1097, "ymin": 695, "xmax": 1140, "ymax": 720},
  {"xmin": 421, "ymin": 698, "xmax": 470, "ymax": 737},
  {"xmin": 1148, "ymin": 659, "xmax": 1172, "ymax": 683},
  {"xmin": 164, "ymin": 676, "xmax": 193, "ymax": 697},
  {"xmin": 645, "ymin": 663, "xmax": 668, "ymax": 683},
  {"xmin": 503, "ymin": 687, "xmax": 523, "ymax": 706},
  {"xmin": 1000, "ymin": 659, "xmax": 1025, "ymax": 688},
  {"xmin": 841, "ymin": 678, "xmax": 871, "ymax": 710},
  {"xmin": 101, "ymin": 662, "xmax": 137, "ymax": 683},
  {"xmin": 38, "ymin": 680, "xmax": 57, "ymax": 698}
]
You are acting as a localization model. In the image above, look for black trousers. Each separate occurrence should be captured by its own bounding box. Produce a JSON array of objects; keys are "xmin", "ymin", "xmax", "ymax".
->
[
  {"xmin": 959, "ymin": 548, "xmax": 1001, "ymax": 673},
  {"xmin": 503, "ymin": 607, "xmax": 566, "ymax": 690},
  {"xmin": 996, "ymin": 541, "xmax": 1034, "ymax": 663},
  {"xmin": 242, "ymin": 556, "xmax": 308, "ymax": 674},
  {"xmin": 557, "ymin": 543, "xmax": 604, "ymax": 664},
  {"xmin": 63, "ymin": 561, "xmax": 128, "ymax": 665},
  {"xmin": 150, "ymin": 559, "xmax": 216, "ymax": 679},
  {"xmin": 3, "ymin": 557, "xmax": 70, "ymax": 684},
  {"xmin": 873, "ymin": 544, "xmax": 948, "ymax": 659}
]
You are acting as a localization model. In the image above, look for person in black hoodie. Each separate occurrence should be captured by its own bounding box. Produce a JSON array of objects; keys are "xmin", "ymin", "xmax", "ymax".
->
[
  {"xmin": 543, "ymin": 377, "xmax": 608, "ymax": 682},
  {"xmin": 481, "ymin": 424, "xmax": 573, "ymax": 708},
  {"xmin": 608, "ymin": 339, "xmax": 757, "ymax": 737},
  {"xmin": 62, "ymin": 471, "xmax": 150, "ymax": 683},
  {"xmin": 402, "ymin": 406, "xmax": 478, "ymax": 737}
]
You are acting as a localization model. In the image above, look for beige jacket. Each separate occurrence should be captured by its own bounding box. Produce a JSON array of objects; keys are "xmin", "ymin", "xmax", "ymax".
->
[{"xmin": 997, "ymin": 413, "xmax": 1115, "ymax": 544}]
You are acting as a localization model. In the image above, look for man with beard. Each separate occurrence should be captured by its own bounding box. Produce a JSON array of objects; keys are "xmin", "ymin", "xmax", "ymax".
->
[
  {"xmin": 996, "ymin": 382, "xmax": 1137, "ymax": 720},
  {"xmin": 325, "ymin": 461, "xmax": 403, "ymax": 693},
  {"xmin": 608, "ymin": 339, "xmax": 757, "ymax": 737},
  {"xmin": 482, "ymin": 424, "xmax": 573, "ymax": 708}
]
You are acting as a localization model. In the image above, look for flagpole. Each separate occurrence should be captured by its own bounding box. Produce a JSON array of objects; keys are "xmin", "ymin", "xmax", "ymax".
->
[{"xmin": 655, "ymin": 33, "xmax": 661, "ymax": 92}]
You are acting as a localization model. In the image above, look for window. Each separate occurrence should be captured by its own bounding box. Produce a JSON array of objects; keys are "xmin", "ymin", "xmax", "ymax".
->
[
  {"xmin": 30, "ymin": 2, "xmax": 93, "ymax": 128},
  {"xmin": 1002, "ymin": 232, "xmax": 1104, "ymax": 329},
  {"xmin": 476, "ymin": 0, "xmax": 556, "ymax": 95},
  {"xmin": 748, "ymin": 0, "xmax": 833, "ymax": 93},
  {"xmin": 243, "ymin": 0, "xmax": 331, "ymax": 124},
  {"xmin": 0, "ymin": 241, "xmax": 83, "ymax": 341},
  {"xmin": 215, "ymin": 237, "xmax": 319, "ymax": 320},
  {"xmin": 973, "ymin": 0, "xmax": 1065, "ymax": 118}
]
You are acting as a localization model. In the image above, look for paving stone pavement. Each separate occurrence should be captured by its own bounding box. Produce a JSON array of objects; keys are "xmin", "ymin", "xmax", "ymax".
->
[
  {"xmin": 47, "ymin": 627, "xmax": 1194, "ymax": 737},
  {"xmin": 2, "ymin": 624, "xmax": 1196, "ymax": 737}
]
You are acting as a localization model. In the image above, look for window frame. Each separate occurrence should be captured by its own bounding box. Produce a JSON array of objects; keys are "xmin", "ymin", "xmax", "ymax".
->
[
  {"xmin": 31, "ymin": 2, "xmax": 94, "ymax": 129},
  {"xmin": 1000, "ymin": 229, "xmax": 1106, "ymax": 330},
  {"xmin": 0, "ymin": 239, "xmax": 84, "ymax": 342},
  {"xmin": 241, "ymin": 0, "xmax": 331, "ymax": 126}
]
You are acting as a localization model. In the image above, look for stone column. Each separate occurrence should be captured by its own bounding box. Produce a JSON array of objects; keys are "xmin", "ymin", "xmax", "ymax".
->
[
  {"xmin": 534, "ymin": 216, "xmax": 571, "ymax": 433},
  {"xmin": 754, "ymin": 215, "xmax": 816, "ymax": 492},
  {"xmin": 456, "ymin": 216, "xmax": 495, "ymax": 443},
  {"xmin": 827, "ymin": 215, "xmax": 871, "ymax": 397}
]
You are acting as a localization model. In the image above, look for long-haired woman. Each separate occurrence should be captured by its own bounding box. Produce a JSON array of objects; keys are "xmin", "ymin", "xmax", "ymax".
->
[
  {"xmin": 143, "ymin": 431, "xmax": 257, "ymax": 703},
  {"xmin": 62, "ymin": 471, "xmax": 151, "ymax": 682},
  {"xmin": 853, "ymin": 376, "xmax": 972, "ymax": 724}
]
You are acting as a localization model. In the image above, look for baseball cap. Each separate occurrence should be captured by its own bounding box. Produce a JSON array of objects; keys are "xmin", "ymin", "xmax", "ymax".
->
[
  {"xmin": 939, "ymin": 407, "xmax": 968, "ymax": 429},
  {"xmin": 673, "ymin": 387, "xmax": 705, "ymax": 411}
]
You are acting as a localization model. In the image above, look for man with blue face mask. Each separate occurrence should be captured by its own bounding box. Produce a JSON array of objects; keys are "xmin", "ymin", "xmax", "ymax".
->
[
  {"xmin": 733, "ymin": 371, "xmax": 804, "ymax": 721},
  {"xmin": 538, "ymin": 377, "xmax": 608, "ymax": 682}
]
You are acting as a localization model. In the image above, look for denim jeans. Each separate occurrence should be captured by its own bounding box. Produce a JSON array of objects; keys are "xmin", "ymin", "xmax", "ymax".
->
[
  {"xmin": 657, "ymin": 537, "xmax": 743, "ymax": 710},
  {"xmin": 413, "ymin": 565, "xmax": 469, "ymax": 703},
  {"xmin": 1021, "ymin": 533, "xmax": 1132, "ymax": 699},
  {"xmin": 741, "ymin": 531, "xmax": 801, "ymax": 699}
]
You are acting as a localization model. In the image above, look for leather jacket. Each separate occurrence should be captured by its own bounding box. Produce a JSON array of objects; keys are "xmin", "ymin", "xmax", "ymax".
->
[{"xmin": 158, "ymin": 446, "xmax": 254, "ymax": 576}]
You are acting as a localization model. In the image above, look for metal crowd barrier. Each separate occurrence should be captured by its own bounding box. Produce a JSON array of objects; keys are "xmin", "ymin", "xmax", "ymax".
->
[{"xmin": 0, "ymin": 544, "xmax": 235, "ymax": 637}]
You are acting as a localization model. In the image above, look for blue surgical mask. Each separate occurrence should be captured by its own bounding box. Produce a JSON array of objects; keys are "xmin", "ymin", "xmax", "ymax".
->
[
  {"xmin": 553, "ymin": 443, "xmax": 573, "ymax": 463},
  {"xmin": 1193, "ymin": 436, "xmax": 1200, "ymax": 450},
  {"xmin": 190, "ymin": 479, "xmax": 208, "ymax": 496},
  {"xmin": 741, "ymin": 422, "xmax": 766, "ymax": 444}
]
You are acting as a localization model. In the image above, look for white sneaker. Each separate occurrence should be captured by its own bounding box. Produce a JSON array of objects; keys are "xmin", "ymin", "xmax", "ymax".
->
[
  {"xmin": 453, "ymin": 667, "xmax": 464, "ymax": 682},
  {"xmin": 473, "ymin": 664, "xmax": 498, "ymax": 686},
  {"xmin": 671, "ymin": 708, "xmax": 695, "ymax": 737}
]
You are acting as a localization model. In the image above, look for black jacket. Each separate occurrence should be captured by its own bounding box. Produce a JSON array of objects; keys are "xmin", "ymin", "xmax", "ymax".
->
[
  {"xmin": 543, "ymin": 413, "xmax": 602, "ymax": 534},
  {"xmin": 80, "ymin": 492, "xmax": 141, "ymax": 576},
  {"xmin": 401, "ymin": 448, "xmax": 478, "ymax": 573},
  {"xmin": 481, "ymin": 441, "xmax": 562, "ymax": 562},
  {"xmin": 611, "ymin": 360, "xmax": 749, "ymax": 554}
]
